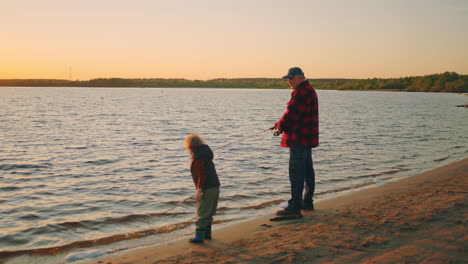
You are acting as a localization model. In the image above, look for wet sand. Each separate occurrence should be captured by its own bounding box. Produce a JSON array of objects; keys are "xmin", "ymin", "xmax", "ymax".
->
[{"xmin": 91, "ymin": 158, "xmax": 467, "ymax": 264}]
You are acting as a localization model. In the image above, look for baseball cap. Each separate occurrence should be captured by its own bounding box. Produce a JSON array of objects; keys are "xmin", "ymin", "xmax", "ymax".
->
[{"xmin": 282, "ymin": 67, "xmax": 304, "ymax": 79}]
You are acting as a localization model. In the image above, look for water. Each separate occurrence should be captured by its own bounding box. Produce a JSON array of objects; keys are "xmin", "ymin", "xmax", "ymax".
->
[{"xmin": 0, "ymin": 87, "xmax": 467, "ymax": 261}]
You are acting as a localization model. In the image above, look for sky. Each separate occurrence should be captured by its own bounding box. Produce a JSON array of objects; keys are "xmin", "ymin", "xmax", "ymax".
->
[{"xmin": 1, "ymin": 0, "xmax": 467, "ymax": 80}]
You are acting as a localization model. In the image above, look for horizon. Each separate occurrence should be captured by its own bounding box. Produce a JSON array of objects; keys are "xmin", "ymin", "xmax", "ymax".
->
[
  {"xmin": 1, "ymin": 0, "xmax": 467, "ymax": 80},
  {"xmin": 0, "ymin": 71, "xmax": 465, "ymax": 82}
]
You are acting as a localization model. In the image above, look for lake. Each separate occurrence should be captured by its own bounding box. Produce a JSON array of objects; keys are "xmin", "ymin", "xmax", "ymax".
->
[{"xmin": 0, "ymin": 87, "xmax": 467, "ymax": 262}]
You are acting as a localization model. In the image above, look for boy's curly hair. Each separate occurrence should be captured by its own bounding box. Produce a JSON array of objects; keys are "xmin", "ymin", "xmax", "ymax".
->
[{"xmin": 185, "ymin": 134, "xmax": 205, "ymax": 154}]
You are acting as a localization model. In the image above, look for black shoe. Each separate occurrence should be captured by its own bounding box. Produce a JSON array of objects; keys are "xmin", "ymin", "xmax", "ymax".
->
[
  {"xmin": 205, "ymin": 225, "xmax": 212, "ymax": 240},
  {"xmin": 302, "ymin": 203, "xmax": 315, "ymax": 211},
  {"xmin": 189, "ymin": 228, "xmax": 205, "ymax": 243},
  {"xmin": 276, "ymin": 208, "xmax": 302, "ymax": 217}
]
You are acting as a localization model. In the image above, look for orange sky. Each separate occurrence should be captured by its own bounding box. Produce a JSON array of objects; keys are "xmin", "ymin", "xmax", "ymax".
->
[{"xmin": 1, "ymin": 0, "xmax": 467, "ymax": 80}]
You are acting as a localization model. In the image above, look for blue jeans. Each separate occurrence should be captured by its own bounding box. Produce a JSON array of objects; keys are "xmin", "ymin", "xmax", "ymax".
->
[{"xmin": 288, "ymin": 144, "xmax": 315, "ymax": 210}]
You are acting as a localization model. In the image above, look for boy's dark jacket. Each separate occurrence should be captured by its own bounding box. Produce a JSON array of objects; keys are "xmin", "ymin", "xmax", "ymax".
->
[{"xmin": 190, "ymin": 144, "xmax": 220, "ymax": 190}]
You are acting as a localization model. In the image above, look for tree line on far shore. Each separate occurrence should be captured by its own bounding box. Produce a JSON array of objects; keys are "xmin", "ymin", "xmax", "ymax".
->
[
  {"xmin": 0, "ymin": 72, "xmax": 466, "ymax": 93},
  {"xmin": 315, "ymin": 72, "xmax": 467, "ymax": 93}
]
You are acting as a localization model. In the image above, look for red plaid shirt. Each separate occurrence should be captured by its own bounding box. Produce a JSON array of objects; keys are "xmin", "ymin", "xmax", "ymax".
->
[{"xmin": 276, "ymin": 81, "xmax": 319, "ymax": 148}]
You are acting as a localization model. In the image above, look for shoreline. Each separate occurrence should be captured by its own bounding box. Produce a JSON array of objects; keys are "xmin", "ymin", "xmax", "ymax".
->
[
  {"xmin": 86, "ymin": 157, "xmax": 467, "ymax": 264},
  {"xmin": 2, "ymin": 155, "xmax": 465, "ymax": 263}
]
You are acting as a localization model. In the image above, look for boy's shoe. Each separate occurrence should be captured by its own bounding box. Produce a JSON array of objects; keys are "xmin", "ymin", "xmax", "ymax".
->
[
  {"xmin": 276, "ymin": 208, "xmax": 302, "ymax": 218},
  {"xmin": 205, "ymin": 225, "xmax": 212, "ymax": 240},
  {"xmin": 189, "ymin": 228, "xmax": 205, "ymax": 243}
]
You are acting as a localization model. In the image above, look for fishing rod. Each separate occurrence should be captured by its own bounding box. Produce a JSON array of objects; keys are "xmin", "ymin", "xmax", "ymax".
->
[
  {"xmin": 158, "ymin": 194, "xmax": 196, "ymax": 215},
  {"xmin": 213, "ymin": 127, "xmax": 276, "ymax": 151}
]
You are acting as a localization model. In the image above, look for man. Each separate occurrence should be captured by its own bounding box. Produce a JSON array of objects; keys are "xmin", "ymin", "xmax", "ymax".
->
[{"xmin": 273, "ymin": 67, "xmax": 319, "ymax": 218}]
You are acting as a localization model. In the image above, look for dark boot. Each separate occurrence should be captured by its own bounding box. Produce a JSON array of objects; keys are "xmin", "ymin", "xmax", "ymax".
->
[
  {"xmin": 276, "ymin": 207, "xmax": 302, "ymax": 218},
  {"xmin": 205, "ymin": 225, "xmax": 212, "ymax": 240},
  {"xmin": 189, "ymin": 228, "xmax": 205, "ymax": 243},
  {"xmin": 302, "ymin": 202, "xmax": 315, "ymax": 211}
]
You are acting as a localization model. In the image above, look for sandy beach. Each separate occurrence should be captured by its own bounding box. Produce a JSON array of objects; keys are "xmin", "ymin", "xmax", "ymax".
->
[{"xmin": 87, "ymin": 158, "xmax": 467, "ymax": 264}]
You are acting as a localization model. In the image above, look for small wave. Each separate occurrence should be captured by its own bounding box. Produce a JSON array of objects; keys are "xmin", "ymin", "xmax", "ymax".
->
[
  {"xmin": 257, "ymin": 191, "xmax": 282, "ymax": 196},
  {"xmin": 12, "ymin": 210, "xmax": 192, "ymax": 240},
  {"xmin": 161, "ymin": 198, "xmax": 195, "ymax": 206},
  {"xmin": 241, "ymin": 199, "xmax": 283, "ymax": 210},
  {"xmin": 222, "ymin": 194, "xmax": 254, "ymax": 201},
  {"xmin": 217, "ymin": 199, "xmax": 284, "ymax": 212},
  {"xmin": 64, "ymin": 146, "xmax": 88, "ymax": 150},
  {"xmin": 0, "ymin": 186, "xmax": 21, "ymax": 192},
  {"xmin": 213, "ymin": 218, "xmax": 240, "ymax": 225},
  {"xmin": 0, "ymin": 217, "xmax": 241, "ymax": 261},
  {"xmin": 34, "ymin": 191, "xmax": 54, "ymax": 196},
  {"xmin": 216, "ymin": 206, "xmax": 231, "ymax": 212},
  {"xmin": 451, "ymin": 145, "xmax": 464, "ymax": 150},
  {"xmin": 0, "ymin": 163, "xmax": 50, "ymax": 171},
  {"xmin": 317, "ymin": 181, "xmax": 377, "ymax": 196},
  {"xmin": 249, "ymin": 177, "xmax": 276, "ymax": 186},
  {"xmin": 0, "ymin": 221, "xmax": 194, "ymax": 260},
  {"xmin": 319, "ymin": 178, "xmax": 350, "ymax": 184},
  {"xmin": 98, "ymin": 211, "xmax": 191, "ymax": 225},
  {"xmin": 18, "ymin": 214, "xmax": 41, "ymax": 221},
  {"xmin": 433, "ymin": 156, "xmax": 449, "ymax": 162},
  {"xmin": 84, "ymin": 159, "xmax": 120, "ymax": 165},
  {"xmin": 319, "ymin": 169, "xmax": 409, "ymax": 184},
  {"xmin": 349, "ymin": 169, "xmax": 407, "ymax": 179},
  {"xmin": 0, "ymin": 234, "xmax": 30, "ymax": 246},
  {"xmin": 0, "ymin": 211, "xmax": 197, "ymax": 255}
]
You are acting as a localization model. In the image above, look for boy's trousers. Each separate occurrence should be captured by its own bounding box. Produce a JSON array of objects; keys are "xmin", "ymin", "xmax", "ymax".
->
[{"xmin": 195, "ymin": 187, "xmax": 219, "ymax": 229}]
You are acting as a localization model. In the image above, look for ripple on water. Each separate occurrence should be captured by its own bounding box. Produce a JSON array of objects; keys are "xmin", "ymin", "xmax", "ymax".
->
[
  {"xmin": 1, "ymin": 88, "xmax": 467, "ymax": 257},
  {"xmin": 0, "ymin": 163, "xmax": 50, "ymax": 171},
  {"xmin": 84, "ymin": 159, "xmax": 121, "ymax": 165},
  {"xmin": 18, "ymin": 214, "xmax": 42, "ymax": 221},
  {"xmin": 0, "ymin": 186, "xmax": 21, "ymax": 192}
]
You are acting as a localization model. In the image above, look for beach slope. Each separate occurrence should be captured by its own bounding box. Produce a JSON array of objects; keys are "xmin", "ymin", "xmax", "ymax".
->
[{"xmin": 94, "ymin": 158, "xmax": 468, "ymax": 264}]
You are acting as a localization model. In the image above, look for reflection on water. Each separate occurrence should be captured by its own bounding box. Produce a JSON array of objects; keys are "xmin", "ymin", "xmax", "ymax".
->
[{"xmin": 0, "ymin": 87, "xmax": 467, "ymax": 258}]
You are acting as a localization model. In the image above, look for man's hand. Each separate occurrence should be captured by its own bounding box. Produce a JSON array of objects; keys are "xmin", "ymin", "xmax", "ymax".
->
[
  {"xmin": 270, "ymin": 123, "xmax": 282, "ymax": 136},
  {"xmin": 195, "ymin": 189, "xmax": 202, "ymax": 202},
  {"xmin": 270, "ymin": 122, "xmax": 282, "ymax": 132}
]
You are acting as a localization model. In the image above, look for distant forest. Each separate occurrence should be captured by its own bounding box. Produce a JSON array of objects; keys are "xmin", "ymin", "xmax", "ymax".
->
[{"xmin": 0, "ymin": 72, "xmax": 467, "ymax": 93}]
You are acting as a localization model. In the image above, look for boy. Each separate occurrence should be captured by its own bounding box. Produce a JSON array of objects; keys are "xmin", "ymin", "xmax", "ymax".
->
[{"xmin": 185, "ymin": 134, "xmax": 220, "ymax": 243}]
